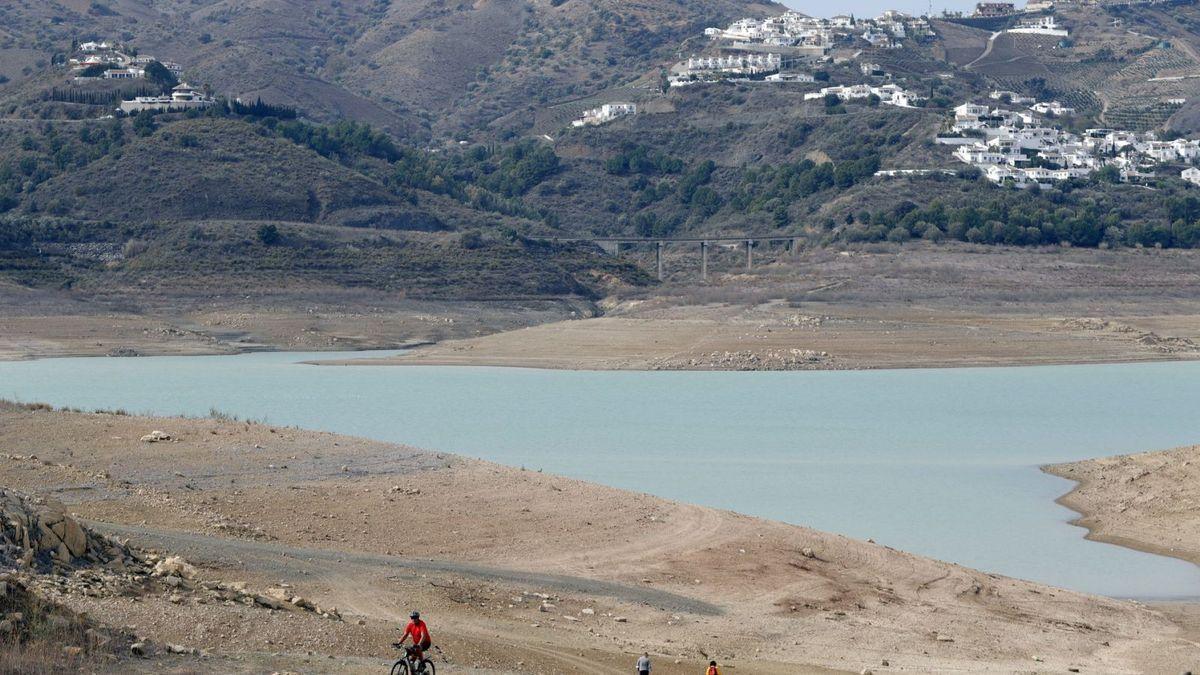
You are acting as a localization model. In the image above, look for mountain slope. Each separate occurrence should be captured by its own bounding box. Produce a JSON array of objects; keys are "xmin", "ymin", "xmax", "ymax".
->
[{"xmin": 0, "ymin": 0, "xmax": 783, "ymax": 137}]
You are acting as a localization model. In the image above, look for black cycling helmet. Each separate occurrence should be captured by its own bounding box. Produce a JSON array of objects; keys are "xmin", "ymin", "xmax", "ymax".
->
[{"xmin": 410, "ymin": 611, "xmax": 421, "ymax": 620}]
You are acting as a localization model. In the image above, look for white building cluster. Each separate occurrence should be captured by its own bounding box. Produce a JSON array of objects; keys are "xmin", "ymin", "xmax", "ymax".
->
[
  {"xmin": 703, "ymin": 10, "xmax": 931, "ymax": 55},
  {"xmin": 947, "ymin": 100, "xmax": 1200, "ymax": 188},
  {"xmin": 669, "ymin": 53, "xmax": 782, "ymax": 86},
  {"xmin": 572, "ymin": 102, "xmax": 637, "ymax": 127},
  {"xmin": 70, "ymin": 40, "xmax": 183, "ymax": 81},
  {"xmin": 804, "ymin": 83, "xmax": 925, "ymax": 108}
]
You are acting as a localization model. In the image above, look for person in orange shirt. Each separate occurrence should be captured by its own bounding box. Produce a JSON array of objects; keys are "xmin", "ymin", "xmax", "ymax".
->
[
  {"xmin": 705, "ymin": 660, "xmax": 720, "ymax": 675},
  {"xmin": 396, "ymin": 611, "xmax": 432, "ymax": 670}
]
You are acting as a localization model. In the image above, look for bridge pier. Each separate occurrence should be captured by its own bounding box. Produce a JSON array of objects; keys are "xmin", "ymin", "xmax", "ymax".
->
[
  {"xmin": 700, "ymin": 241, "xmax": 708, "ymax": 281},
  {"xmin": 745, "ymin": 239, "xmax": 754, "ymax": 270},
  {"xmin": 656, "ymin": 241, "xmax": 665, "ymax": 281}
]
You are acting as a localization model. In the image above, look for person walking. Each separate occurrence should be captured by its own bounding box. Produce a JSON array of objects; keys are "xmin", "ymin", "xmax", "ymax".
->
[
  {"xmin": 705, "ymin": 660, "xmax": 720, "ymax": 675},
  {"xmin": 636, "ymin": 651, "xmax": 651, "ymax": 675}
]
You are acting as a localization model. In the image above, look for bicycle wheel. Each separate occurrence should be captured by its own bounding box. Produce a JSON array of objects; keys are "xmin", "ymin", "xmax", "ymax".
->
[
  {"xmin": 390, "ymin": 659, "xmax": 410, "ymax": 675},
  {"xmin": 421, "ymin": 659, "xmax": 436, "ymax": 675}
]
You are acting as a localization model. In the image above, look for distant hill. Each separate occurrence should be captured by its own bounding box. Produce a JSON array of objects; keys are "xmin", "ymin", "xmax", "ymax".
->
[
  {"xmin": 0, "ymin": 0, "xmax": 782, "ymax": 139},
  {"xmin": 6, "ymin": 0, "xmax": 1200, "ymax": 305}
]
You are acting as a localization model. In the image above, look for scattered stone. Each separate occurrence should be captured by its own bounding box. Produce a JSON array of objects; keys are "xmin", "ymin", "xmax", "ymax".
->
[
  {"xmin": 131, "ymin": 641, "xmax": 154, "ymax": 658},
  {"xmin": 140, "ymin": 431, "xmax": 172, "ymax": 443}
]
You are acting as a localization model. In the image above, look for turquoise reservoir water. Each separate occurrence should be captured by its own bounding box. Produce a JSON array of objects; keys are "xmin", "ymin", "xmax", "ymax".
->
[{"xmin": 1, "ymin": 351, "xmax": 1198, "ymax": 599}]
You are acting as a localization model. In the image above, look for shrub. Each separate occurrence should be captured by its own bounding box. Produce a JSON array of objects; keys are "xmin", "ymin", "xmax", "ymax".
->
[{"xmin": 256, "ymin": 223, "xmax": 280, "ymax": 245}]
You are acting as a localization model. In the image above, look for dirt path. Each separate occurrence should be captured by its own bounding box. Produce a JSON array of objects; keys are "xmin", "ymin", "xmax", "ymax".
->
[
  {"xmin": 88, "ymin": 521, "xmax": 720, "ymax": 616},
  {"xmin": 965, "ymin": 31, "xmax": 1002, "ymax": 69}
]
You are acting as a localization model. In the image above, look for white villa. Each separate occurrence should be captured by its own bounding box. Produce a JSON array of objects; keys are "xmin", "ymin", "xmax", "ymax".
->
[
  {"xmin": 119, "ymin": 83, "xmax": 214, "ymax": 113},
  {"xmin": 1183, "ymin": 167, "xmax": 1200, "ymax": 187},
  {"xmin": 807, "ymin": 83, "xmax": 924, "ymax": 107},
  {"xmin": 1008, "ymin": 16, "xmax": 1069, "ymax": 37},
  {"xmin": 765, "ymin": 72, "xmax": 816, "ymax": 83},
  {"xmin": 1030, "ymin": 101, "xmax": 1075, "ymax": 116},
  {"xmin": 572, "ymin": 102, "xmax": 636, "ymax": 127},
  {"xmin": 990, "ymin": 90, "xmax": 1035, "ymax": 105}
]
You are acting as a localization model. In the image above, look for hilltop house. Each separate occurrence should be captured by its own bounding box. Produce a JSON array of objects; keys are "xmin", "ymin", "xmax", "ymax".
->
[
  {"xmin": 1183, "ymin": 167, "xmax": 1200, "ymax": 186},
  {"xmin": 119, "ymin": 82, "xmax": 214, "ymax": 113}
]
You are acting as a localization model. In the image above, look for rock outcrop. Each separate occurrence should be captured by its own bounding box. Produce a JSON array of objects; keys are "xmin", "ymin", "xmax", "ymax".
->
[{"xmin": 0, "ymin": 489, "xmax": 141, "ymax": 572}]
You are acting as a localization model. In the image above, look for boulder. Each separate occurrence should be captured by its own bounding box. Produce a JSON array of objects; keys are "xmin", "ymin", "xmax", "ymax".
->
[
  {"xmin": 140, "ymin": 431, "xmax": 172, "ymax": 443},
  {"xmin": 152, "ymin": 556, "xmax": 198, "ymax": 580}
]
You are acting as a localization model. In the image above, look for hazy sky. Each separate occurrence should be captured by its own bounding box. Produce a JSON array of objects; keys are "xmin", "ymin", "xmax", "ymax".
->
[{"xmin": 783, "ymin": 0, "xmax": 979, "ymax": 17}]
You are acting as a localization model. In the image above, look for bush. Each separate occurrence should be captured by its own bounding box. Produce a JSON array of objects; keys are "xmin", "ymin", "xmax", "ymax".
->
[
  {"xmin": 460, "ymin": 230, "xmax": 485, "ymax": 249},
  {"xmin": 256, "ymin": 223, "xmax": 280, "ymax": 245}
]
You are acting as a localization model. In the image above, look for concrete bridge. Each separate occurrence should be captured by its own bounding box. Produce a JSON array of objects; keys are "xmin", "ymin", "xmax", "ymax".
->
[{"xmin": 532, "ymin": 236, "xmax": 803, "ymax": 281}]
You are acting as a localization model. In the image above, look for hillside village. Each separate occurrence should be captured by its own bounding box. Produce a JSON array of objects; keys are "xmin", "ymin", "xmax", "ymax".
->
[
  {"xmin": 703, "ymin": 10, "xmax": 934, "ymax": 55},
  {"xmin": 946, "ymin": 94, "xmax": 1200, "ymax": 188}
]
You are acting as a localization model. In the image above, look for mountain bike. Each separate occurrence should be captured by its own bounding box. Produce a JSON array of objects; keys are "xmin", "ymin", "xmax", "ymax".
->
[{"xmin": 390, "ymin": 643, "xmax": 436, "ymax": 675}]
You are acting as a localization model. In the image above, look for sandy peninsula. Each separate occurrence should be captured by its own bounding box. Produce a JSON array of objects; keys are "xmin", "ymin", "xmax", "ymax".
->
[
  {"xmin": 1, "ymin": 401, "xmax": 1198, "ymax": 673},
  {"xmin": 1047, "ymin": 444, "xmax": 1200, "ymax": 568}
]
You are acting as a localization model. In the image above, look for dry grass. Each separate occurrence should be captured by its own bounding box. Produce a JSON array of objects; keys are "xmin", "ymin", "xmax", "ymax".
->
[{"xmin": 0, "ymin": 577, "xmax": 121, "ymax": 674}]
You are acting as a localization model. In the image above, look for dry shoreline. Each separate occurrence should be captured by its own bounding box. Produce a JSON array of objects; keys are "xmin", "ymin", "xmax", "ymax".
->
[
  {"xmin": 318, "ymin": 310, "xmax": 1200, "ymax": 371},
  {"xmin": 1044, "ymin": 466, "xmax": 1195, "ymax": 569},
  {"xmin": 1045, "ymin": 445, "xmax": 1200, "ymax": 570},
  {"xmin": 2, "ymin": 403, "xmax": 1199, "ymax": 672},
  {"xmin": 8, "ymin": 247, "xmax": 1200, "ymax": 370}
]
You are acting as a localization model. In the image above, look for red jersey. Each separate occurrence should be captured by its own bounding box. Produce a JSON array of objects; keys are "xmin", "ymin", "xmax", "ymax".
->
[
  {"xmin": 402, "ymin": 619, "xmax": 431, "ymax": 644},
  {"xmin": 706, "ymin": 667, "xmax": 720, "ymax": 675}
]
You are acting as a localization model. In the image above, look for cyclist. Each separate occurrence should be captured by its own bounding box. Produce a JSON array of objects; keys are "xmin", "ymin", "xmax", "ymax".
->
[
  {"xmin": 705, "ymin": 660, "xmax": 720, "ymax": 675},
  {"xmin": 396, "ymin": 611, "xmax": 432, "ymax": 670}
]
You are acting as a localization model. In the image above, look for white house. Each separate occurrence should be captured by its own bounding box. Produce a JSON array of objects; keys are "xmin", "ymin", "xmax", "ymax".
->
[
  {"xmin": 572, "ymin": 102, "xmax": 636, "ymax": 127},
  {"xmin": 119, "ymin": 82, "xmax": 214, "ymax": 113},
  {"xmin": 765, "ymin": 72, "xmax": 815, "ymax": 83},
  {"xmin": 1030, "ymin": 101, "xmax": 1075, "ymax": 116},
  {"xmin": 990, "ymin": 90, "xmax": 1035, "ymax": 105},
  {"xmin": 1183, "ymin": 167, "xmax": 1200, "ymax": 186},
  {"xmin": 1009, "ymin": 16, "xmax": 1069, "ymax": 37}
]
